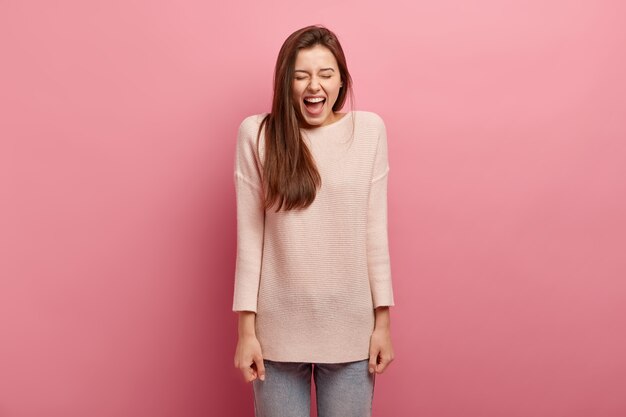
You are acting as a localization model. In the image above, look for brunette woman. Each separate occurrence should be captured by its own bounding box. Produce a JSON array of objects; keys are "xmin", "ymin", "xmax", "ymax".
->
[{"xmin": 233, "ymin": 25, "xmax": 395, "ymax": 417}]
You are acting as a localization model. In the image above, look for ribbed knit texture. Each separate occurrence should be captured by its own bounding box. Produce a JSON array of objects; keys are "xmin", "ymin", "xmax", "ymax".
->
[{"xmin": 232, "ymin": 110, "xmax": 395, "ymax": 363}]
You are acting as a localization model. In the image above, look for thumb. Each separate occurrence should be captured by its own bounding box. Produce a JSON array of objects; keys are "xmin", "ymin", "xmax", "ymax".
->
[
  {"xmin": 254, "ymin": 356, "xmax": 266, "ymax": 381},
  {"xmin": 368, "ymin": 350, "xmax": 378, "ymax": 374}
]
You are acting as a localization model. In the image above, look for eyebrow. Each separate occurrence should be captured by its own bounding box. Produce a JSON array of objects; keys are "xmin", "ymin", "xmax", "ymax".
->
[{"xmin": 294, "ymin": 68, "xmax": 335, "ymax": 73}]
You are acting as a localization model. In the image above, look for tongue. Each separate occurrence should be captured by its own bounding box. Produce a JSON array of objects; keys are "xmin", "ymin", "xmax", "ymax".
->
[{"xmin": 304, "ymin": 99, "xmax": 324, "ymax": 115}]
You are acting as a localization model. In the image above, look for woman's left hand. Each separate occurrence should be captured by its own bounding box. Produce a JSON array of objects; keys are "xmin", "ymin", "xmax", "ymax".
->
[{"xmin": 368, "ymin": 325, "xmax": 395, "ymax": 374}]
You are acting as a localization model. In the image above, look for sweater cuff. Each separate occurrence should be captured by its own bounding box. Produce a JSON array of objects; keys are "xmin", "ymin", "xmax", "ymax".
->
[{"xmin": 371, "ymin": 279, "xmax": 395, "ymax": 308}]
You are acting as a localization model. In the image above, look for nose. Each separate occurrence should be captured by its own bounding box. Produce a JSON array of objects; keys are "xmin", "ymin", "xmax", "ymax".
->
[{"xmin": 307, "ymin": 77, "xmax": 321, "ymax": 91}]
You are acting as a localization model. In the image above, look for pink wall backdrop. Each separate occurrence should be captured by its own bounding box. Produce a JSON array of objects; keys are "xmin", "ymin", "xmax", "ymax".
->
[{"xmin": 1, "ymin": 0, "xmax": 625, "ymax": 416}]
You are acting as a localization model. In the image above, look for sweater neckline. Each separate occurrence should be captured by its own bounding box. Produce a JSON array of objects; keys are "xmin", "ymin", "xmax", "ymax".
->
[{"xmin": 300, "ymin": 111, "xmax": 353, "ymax": 133}]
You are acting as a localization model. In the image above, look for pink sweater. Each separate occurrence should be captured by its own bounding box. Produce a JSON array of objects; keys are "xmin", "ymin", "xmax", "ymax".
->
[{"xmin": 232, "ymin": 110, "xmax": 395, "ymax": 363}]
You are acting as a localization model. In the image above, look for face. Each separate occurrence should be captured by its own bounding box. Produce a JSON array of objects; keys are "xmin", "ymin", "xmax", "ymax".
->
[{"xmin": 291, "ymin": 45, "xmax": 343, "ymax": 128}]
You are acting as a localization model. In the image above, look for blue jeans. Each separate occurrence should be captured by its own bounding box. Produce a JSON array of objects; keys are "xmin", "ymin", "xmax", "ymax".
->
[{"xmin": 252, "ymin": 359, "xmax": 375, "ymax": 417}]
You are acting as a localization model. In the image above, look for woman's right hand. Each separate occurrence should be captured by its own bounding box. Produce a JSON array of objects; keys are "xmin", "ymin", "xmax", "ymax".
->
[
  {"xmin": 234, "ymin": 312, "xmax": 265, "ymax": 383},
  {"xmin": 234, "ymin": 334, "xmax": 265, "ymax": 382}
]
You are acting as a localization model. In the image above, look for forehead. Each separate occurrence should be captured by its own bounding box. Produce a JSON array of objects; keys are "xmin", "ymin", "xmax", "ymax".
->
[{"xmin": 294, "ymin": 45, "xmax": 338, "ymax": 69}]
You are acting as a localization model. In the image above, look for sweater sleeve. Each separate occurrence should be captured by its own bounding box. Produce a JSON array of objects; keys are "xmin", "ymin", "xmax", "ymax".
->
[
  {"xmin": 367, "ymin": 117, "xmax": 395, "ymax": 308},
  {"xmin": 232, "ymin": 117, "xmax": 265, "ymax": 313}
]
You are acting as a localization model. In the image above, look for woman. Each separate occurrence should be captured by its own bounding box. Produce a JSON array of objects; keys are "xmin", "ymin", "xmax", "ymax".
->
[{"xmin": 232, "ymin": 25, "xmax": 395, "ymax": 417}]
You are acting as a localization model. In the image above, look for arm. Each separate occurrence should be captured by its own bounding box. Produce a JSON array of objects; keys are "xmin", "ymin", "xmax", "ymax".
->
[
  {"xmin": 232, "ymin": 118, "xmax": 266, "ymax": 382},
  {"xmin": 367, "ymin": 117, "xmax": 396, "ymax": 374},
  {"xmin": 367, "ymin": 117, "xmax": 395, "ymax": 308},
  {"xmin": 232, "ymin": 118, "xmax": 266, "ymax": 313}
]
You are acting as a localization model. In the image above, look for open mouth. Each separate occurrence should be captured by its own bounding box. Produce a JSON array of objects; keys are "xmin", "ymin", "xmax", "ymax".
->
[{"xmin": 303, "ymin": 97, "xmax": 326, "ymax": 115}]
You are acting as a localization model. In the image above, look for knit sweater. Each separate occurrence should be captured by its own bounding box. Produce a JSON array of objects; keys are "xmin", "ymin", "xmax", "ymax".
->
[{"xmin": 232, "ymin": 110, "xmax": 395, "ymax": 363}]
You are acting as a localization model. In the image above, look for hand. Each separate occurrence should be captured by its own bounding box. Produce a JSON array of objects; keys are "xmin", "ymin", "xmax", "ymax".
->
[
  {"xmin": 368, "ymin": 326, "xmax": 395, "ymax": 374},
  {"xmin": 234, "ymin": 334, "xmax": 265, "ymax": 383}
]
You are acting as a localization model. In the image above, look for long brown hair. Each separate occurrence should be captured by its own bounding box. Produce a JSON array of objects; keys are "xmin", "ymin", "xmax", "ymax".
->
[{"xmin": 257, "ymin": 25, "xmax": 355, "ymax": 212}]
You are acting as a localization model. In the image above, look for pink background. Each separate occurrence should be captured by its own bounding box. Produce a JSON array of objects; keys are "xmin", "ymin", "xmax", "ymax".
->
[{"xmin": 1, "ymin": 0, "xmax": 625, "ymax": 416}]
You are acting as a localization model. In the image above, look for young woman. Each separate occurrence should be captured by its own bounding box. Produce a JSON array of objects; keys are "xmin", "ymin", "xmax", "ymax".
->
[{"xmin": 232, "ymin": 25, "xmax": 395, "ymax": 417}]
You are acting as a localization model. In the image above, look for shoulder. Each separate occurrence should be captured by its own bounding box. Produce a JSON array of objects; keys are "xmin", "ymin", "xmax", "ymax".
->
[
  {"xmin": 239, "ymin": 113, "xmax": 270, "ymax": 136},
  {"xmin": 239, "ymin": 113, "xmax": 268, "ymax": 131},
  {"xmin": 240, "ymin": 113, "xmax": 269, "ymax": 127},
  {"xmin": 353, "ymin": 110, "xmax": 386, "ymax": 131}
]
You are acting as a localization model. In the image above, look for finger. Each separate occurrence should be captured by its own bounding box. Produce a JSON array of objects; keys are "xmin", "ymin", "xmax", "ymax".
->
[
  {"xmin": 376, "ymin": 355, "xmax": 393, "ymax": 374},
  {"xmin": 241, "ymin": 366, "xmax": 255, "ymax": 383},
  {"xmin": 244, "ymin": 360, "xmax": 258, "ymax": 382},
  {"xmin": 248, "ymin": 368, "xmax": 259, "ymax": 382},
  {"xmin": 368, "ymin": 351, "xmax": 378, "ymax": 374},
  {"xmin": 248, "ymin": 363, "xmax": 259, "ymax": 382},
  {"xmin": 253, "ymin": 356, "xmax": 266, "ymax": 381}
]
